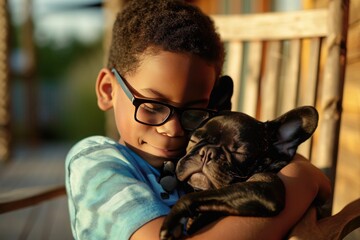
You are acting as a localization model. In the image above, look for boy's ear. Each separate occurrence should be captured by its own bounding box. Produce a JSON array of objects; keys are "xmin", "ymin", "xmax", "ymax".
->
[
  {"xmin": 96, "ymin": 68, "xmax": 114, "ymax": 111},
  {"xmin": 208, "ymin": 75, "xmax": 233, "ymax": 111}
]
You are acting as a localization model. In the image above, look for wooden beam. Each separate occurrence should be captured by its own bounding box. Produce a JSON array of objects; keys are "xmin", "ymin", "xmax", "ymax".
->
[
  {"xmin": 212, "ymin": 9, "xmax": 328, "ymax": 41},
  {"xmin": 0, "ymin": 185, "xmax": 66, "ymax": 214},
  {"xmin": 259, "ymin": 41, "xmax": 281, "ymax": 121},
  {"xmin": 224, "ymin": 41, "xmax": 243, "ymax": 111},
  {"xmin": 242, "ymin": 42, "xmax": 262, "ymax": 117}
]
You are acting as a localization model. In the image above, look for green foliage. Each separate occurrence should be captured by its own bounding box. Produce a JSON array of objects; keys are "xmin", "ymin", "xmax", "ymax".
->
[
  {"xmin": 36, "ymin": 38, "xmax": 104, "ymax": 83},
  {"xmin": 56, "ymin": 42, "xmax": 107, "ymax": 141},
  {"xmin": 11, "ymin": 27, "xmax": 107, "ymax": 142}
]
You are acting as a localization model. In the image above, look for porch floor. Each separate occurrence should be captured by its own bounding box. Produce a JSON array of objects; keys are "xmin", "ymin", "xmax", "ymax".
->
[{"xmin": 0, "ymin": 143, "xmax": 73, "ymax": 240}]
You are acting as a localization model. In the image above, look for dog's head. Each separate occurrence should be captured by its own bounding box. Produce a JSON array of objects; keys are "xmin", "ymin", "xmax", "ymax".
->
[{"xmin": 176, "ymin": 106, "xmax": 318, "ymax": 191}]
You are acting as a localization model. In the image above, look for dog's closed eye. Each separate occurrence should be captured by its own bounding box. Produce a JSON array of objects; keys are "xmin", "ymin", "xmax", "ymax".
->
[
  {"xmin": 230, "ymin": 146, "xmax": 249, "ymax": 161},
  {"xmin": 232, "ymin": 151, "xmax": 247, "ymax": 156},
  {"xmin": 228, "ymin": 144, "xmax": 248, "ymax": 155},
  {"xmin": 186, "ymin": 136, "xmax": 201, "ymax": 152},
  {"xmin": 217, "ymin": 146, "xmax": 248, "ymax": 164},
  {"xmin": 231, "ymin": 151, "xmax": 248, "ymax": 161},
  {"xmin": 189, "ymin": 137, "xmax": 199, "ymax": 144}
]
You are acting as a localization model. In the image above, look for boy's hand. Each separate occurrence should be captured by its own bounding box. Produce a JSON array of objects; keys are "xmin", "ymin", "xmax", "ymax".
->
[{"xmin": 288, "ymin": 207, "xmax": 323, "ymax": 240}]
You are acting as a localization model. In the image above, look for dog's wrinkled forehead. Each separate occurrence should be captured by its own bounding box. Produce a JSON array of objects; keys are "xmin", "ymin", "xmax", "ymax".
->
[{"xmin": 192, "ymin": 112, "xmax": 263, "ymax": 144}]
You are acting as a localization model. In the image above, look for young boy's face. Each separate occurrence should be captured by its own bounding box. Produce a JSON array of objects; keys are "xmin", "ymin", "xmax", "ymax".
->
[{"xmin": 96, "ymin": 51, "xmax": 216, "ymax": 168}]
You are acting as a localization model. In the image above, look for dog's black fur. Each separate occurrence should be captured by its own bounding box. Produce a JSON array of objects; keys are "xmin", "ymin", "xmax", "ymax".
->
[{"xmin": 160, "ymin": 106, "xmax": 319, "ymax": 240}]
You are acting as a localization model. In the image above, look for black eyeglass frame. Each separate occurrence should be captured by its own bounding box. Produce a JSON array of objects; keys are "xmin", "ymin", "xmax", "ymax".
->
[{"xmin": 111, "ymin": 68, "xmax": 216, "ymax": 131}]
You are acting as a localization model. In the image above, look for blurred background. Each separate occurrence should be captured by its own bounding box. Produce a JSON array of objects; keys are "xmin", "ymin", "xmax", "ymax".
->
[
  {"xmin": 4, "ymin": 0, "xmax": 106, "ymax": 146},
  {"xmin": 0, "ymin": 0, "xmax": 359, "ymax": 239}
]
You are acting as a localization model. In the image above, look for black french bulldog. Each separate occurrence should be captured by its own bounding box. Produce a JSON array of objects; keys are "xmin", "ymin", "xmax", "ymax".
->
[{"xmin": 160, "ymin": 106, "xmax": 319, "ymax": 240}]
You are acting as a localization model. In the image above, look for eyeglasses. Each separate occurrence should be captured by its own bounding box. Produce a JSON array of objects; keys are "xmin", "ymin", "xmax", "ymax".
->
[{"xmin": 111, "ymin": 68, "xmax": 216, "ymax": 131}]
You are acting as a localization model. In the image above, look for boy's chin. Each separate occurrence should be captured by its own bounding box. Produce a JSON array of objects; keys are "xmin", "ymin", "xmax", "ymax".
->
[{"xmin": 125, "ymin": 143, "xmax": 183, "ymax": 168}]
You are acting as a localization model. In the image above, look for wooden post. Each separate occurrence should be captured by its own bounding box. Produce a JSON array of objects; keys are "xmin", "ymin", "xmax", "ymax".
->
[
  {"xmin": 104, "ymin": 0, "xmax": 126, "ymax": 140},
  {"xmin": 316, "ymin": 0, "xmax": 350, "ymax": 214},
  {"xmin": 21, "ymin": 0, "xmax": 39, "ymax": 144},
  {"xmin": 0, "ymin": 0, "xmax": 11, "ymax": 161}
]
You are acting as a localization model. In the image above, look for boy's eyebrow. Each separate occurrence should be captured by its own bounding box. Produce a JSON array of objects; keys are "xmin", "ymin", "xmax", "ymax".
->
[{"xmin": 142, "ymin": 88, "xmax": 210, "ymax": 107}]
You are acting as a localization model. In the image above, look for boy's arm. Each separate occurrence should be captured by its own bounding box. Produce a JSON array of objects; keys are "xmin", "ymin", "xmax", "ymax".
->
[{"xmin": 130, "ymin": 154, "xmax": 331, "ymax": 240}]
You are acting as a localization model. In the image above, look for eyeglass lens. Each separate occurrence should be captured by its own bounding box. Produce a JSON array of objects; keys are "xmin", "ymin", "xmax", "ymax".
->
[
  {"xmin": 136, "ymin": 102, "xmax": 171, "ymax": 125},
  {"xmin": 181, "ymin": 110, "xmax": 211, "ymax": 129},
  {"xmin": 135, "ymin": 102, "xmax": 210, "ymax": 130}
]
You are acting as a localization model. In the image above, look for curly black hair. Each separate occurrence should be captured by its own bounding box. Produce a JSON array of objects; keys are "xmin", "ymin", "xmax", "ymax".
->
[{"xmin": 108, "ymin": 0, "xmax": 224, "ymax": 77}]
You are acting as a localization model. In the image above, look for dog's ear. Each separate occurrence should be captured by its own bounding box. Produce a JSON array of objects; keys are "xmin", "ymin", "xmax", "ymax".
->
[
  {"xmin": 270, "ymin": 106, "xmax": 319, "ymax": 158},
  {"xmin": 208, "ymin": 75, "xmax": 233, "ymax": 111}
]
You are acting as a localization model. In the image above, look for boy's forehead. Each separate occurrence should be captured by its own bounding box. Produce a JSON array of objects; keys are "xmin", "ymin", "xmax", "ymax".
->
[
  {"xmin": 139, "ymin": 51, "xmax": 215, "ymax": 73},
  {"xmin": 129, "ymin": 51, "xmax": 216, "ymax": 105}
]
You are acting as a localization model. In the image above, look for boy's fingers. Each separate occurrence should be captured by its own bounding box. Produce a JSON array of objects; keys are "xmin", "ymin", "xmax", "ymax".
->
[{"xmin": 288, "ymin": 207, "xmax": 323, "ymax": 240}]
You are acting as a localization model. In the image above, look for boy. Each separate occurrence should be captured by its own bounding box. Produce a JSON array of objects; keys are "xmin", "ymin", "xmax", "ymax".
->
[{"xmin": 65, "ymin": 1, "xmax": 331, "ymax": 239}]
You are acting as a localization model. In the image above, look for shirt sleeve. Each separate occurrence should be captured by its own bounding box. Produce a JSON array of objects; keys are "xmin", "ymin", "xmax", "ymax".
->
[{"xmin": 65, "ymin": 138, "xmax": 170, "ymax": 240}]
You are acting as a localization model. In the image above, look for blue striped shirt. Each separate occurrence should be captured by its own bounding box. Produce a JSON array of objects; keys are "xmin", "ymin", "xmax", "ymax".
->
[{"xmin": 65, "ymin": 136, "xmax": 181, "ymax": 239}]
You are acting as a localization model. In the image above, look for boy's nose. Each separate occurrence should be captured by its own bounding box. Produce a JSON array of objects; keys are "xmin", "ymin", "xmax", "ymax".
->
[{"xmin": 156, "ymin": 114, "xmax": 184, "ymax": 137}]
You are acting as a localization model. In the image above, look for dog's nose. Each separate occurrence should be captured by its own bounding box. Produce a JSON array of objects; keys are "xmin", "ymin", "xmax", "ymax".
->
[{"xmin": 199, "ymin": 147, "xmax": 217, "ymax": 163}]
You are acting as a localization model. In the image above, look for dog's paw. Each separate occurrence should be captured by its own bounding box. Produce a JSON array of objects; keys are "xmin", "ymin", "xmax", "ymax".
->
[
  {"xmin": 160, "ymin": 217, "xmax": 187, "ymax": 240},
  {"xmin": 159, "ymin": 227, "xmax": 181, "ymax": 240}
]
